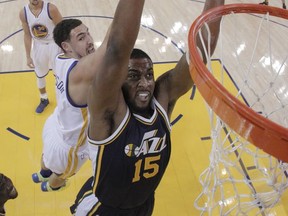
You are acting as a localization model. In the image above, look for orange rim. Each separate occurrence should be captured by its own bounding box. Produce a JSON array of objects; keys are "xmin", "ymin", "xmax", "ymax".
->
[{"xmin": 188, "ymin": 4, "xmax": 288, "ymax": 162}]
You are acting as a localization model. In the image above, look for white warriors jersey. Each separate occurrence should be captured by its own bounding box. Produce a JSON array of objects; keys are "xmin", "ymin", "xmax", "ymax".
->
[
  {"xmin": 52, "ymin": 53, "xmax": 89, "ymax": 147},
  {"xmin": 24, "ymin": 1, "xmax": 55, "ymax": 43}
]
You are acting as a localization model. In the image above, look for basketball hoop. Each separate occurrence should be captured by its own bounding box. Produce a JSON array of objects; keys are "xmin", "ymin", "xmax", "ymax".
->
[{"xmin": 188, "ymin": 4, "xmax": 288, "ymax": 215}]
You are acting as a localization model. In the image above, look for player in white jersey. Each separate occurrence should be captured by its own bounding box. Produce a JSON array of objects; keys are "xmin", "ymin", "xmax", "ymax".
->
[
  {"xmin": 32, "ymin": 54, "xmax": 90, "ymax": 192},
  {"xmin": 31, "ymin": 18, "xmax": 100, "ymax": 192},
  {"xmin": 19, "ymin": 0, "xmax": 62, "ymax": 113}
]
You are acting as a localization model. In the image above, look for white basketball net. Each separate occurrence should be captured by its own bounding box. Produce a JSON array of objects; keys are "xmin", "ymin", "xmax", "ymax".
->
[{"xmin": 194, "ymin": 9, "xmax": 288, "ymax": 215}]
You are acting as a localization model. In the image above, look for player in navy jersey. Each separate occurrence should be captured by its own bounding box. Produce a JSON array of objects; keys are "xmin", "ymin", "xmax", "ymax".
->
[{"xmin": 72, "ymin": 0, "xmax": 225, "ymax": 215}]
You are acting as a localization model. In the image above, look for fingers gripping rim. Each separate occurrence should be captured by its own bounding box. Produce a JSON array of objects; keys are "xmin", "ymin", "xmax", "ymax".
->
[{"xmin": 188, "ymin": 3, "xmax": 288, "ymax": 162}]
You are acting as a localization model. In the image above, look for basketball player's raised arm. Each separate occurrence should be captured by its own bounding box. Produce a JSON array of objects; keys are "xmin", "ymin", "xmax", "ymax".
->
[
  {"xmin": 155, "ymin": 0, "xmax": 224, "ymax": 117},
  {"xmin": 84, "ymin": 0, "xmax": 145, "ymax": 140},
  {"xmin": 71, "ymin": 0, "xmax": 144, "ymax": 102},
  {"xmin": 91, "ymin": 0, "xmax": 145, "ymax": 103}
]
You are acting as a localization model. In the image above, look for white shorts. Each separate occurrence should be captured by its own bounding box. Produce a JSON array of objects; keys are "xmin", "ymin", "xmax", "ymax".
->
[
  {"xmin": 75, "ymin": 193, "xmax": 99, "ymax": 216},
  {"xmin": 88, "ymin": 144, "xmax": 99, "ymax": 175},
  {"xmin": 32, "ymin": 40, "xmax": 61, "ymax": 78},
  {"xmin": 42, "ymin": 114, "xmax": 89, "ymax": 177}
]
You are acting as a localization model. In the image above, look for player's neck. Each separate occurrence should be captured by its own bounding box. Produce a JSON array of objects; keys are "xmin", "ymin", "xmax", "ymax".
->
[
  {"xmin": 132, "ymin": 106, "xmax": 154, "ymax": 119},
  {"xmin": 63, "ymin": 52, "xmax": 80, "ymax": 60},
  {"xmin": 29, "ymin": 1, "xmax": 43, "ymax": 14}
]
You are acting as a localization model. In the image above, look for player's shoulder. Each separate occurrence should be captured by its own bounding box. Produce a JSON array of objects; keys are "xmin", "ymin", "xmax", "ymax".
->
[
  {"xmin": 19, "ymin": 7, "xmax": 26, "ymax": 21},
  {"xmin": 47, "ymin": 2, "xmax": 58, "ymax": 12}
]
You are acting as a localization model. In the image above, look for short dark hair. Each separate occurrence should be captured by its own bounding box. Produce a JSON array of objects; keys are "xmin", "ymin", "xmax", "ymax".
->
[
  {"xmin": 53, "ymin": 19, "xmax": 83, "ymax": 50},
  {"xmin": 130, "ymin": 48, "xmax": 152, "ymax": 62},
  {"xmin": 0, "ymin": 173, "xmax": 18, "ymax": 206}
]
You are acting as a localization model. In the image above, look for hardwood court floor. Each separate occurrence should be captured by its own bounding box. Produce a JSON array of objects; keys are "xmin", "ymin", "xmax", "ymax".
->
[
  {"xmin": 0, "ymin": 64, "xmax": 208, "ymax": 216},
  {"xmin": 1, "ymin": 0, "xmax": 288, "ymax": 215},
  {"xmin": 1, "ymin": 64, "xmax": 288, "ymax": 216}
]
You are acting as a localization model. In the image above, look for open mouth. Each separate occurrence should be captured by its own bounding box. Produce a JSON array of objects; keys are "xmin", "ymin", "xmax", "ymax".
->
[
  {"xmin": 87, "ymin": 46, "xmax": 95, "ymax": 54},
  {"xmin": 138, "ymin": 92, "xmax": 150, "ymax": 102}
]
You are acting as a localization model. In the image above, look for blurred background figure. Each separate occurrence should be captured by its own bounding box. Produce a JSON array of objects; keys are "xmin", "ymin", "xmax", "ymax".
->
[
  {"xmin": 19, "ymin": 0, "xmax": 63, "ymax": 113},
  {"xmin": 0, "ymin": 173, "xmax": 18, "ymax": 216},
  {"xmin": 259, "ymin": 0, "xmax": 286, "ymax": 9}
]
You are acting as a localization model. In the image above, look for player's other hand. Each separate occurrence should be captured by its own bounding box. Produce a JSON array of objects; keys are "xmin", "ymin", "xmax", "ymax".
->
[{"xmin": 27, "ymin": 57, "xmax": 35, "ymax": 68}]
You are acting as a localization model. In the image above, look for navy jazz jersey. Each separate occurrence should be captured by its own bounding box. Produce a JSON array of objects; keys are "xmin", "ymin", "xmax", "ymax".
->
[{"xmin": 88, "ymin": 98, "xmax": 171, "ymax": 209}]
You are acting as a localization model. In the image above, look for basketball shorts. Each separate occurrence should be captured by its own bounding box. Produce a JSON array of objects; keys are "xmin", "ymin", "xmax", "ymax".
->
[
  {"xmin": 88, "ymin": 143, "xmax": 99, "ymax": 175},
  {"xmin": 74, "ymin": 191, "xmax": 154, "ymax": 216},
  {"xmin": 70, "ymin": 176, "xmax": 94, "ymax": 214},
  {"xmin": 32, "ymin": 40, "xmax": 61, "ymax": 78},
  {"xmin": 42, "ymin": 114, "xmax": 89, "ymax": 177}
]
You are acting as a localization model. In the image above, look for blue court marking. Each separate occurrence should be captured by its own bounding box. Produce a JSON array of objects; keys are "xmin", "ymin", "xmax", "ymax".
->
[
  {"xmin": 170, "ymin": 114, "xmax": 183, "ymax": 126},
  {"xmin": 188, "ymin": 0, "xmax": 205, "ymax": 4},
  {"xmin": 154, "ymin": 61, "xmax": 178, "ymax": 65},
  {"xmin": 190, "ymin": 84, "xmax": 196, "ymax": 100},
  {"xmin": 247, "ymin": 166, "xmax": 257, "ymax": 170},
  {"xmin": 0, "ymin": 29, "xmax": 22, "ymax": 45},
  {"xmin": 0, "ymin": 62, "xmax": 178, "ymax": 74},
  {"xmin": 0, "ymin": 0, "xmax": 16, "ymax": 4},
  {"xmin": 6, "ymin": 127, "xmax": 30, "ymax": 141},
  {"xmin": 201, "ymin": 136, "xmax": 211, "ymax": 141},
  {"xmin": 0, "ymin": 69, "xmax": 34, "ymax": 74}
]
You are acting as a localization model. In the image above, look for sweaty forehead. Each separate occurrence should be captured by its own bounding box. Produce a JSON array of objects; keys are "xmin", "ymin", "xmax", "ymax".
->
[{"xmin": 128, "ymin": 58, "xmax": 153, "ymax": 69}]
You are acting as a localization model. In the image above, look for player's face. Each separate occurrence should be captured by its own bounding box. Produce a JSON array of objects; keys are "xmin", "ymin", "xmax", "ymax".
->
[
  {"xmin": 122, "ymin": 58, "xmax": 155, "ymax": 115},
  {"xmin": 29, "ymin": 0, "xmax": 42, "ymax": 6},
  {"xmin": 66, "ymin": 24, "xmax": 95, "ymax": 58},
  {"xmin": 0, "ymin": 174, "xmax": 18, "ymax": 207}
]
